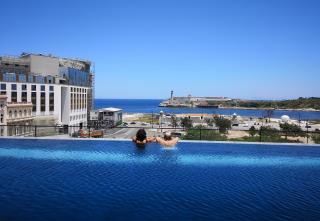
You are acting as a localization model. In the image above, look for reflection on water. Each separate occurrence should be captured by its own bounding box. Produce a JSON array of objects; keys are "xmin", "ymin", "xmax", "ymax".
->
[{"xmin": 1, "ymin": 147, "xmax": 320, "ymax": 167}]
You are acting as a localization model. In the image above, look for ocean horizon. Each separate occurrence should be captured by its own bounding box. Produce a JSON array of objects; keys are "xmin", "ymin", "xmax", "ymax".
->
[{"xmin": 94, "ymin": 99, "xmax": 320, "ymax": 120}]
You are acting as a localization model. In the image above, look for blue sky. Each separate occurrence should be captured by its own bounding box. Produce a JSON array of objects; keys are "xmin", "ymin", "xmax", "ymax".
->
[{"xmin": 1, "ymin": 0, "xmax": 319, "ymax": 99}]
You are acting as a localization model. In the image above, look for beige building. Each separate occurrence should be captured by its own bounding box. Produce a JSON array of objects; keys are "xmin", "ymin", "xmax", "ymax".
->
[{"xmin": 0, "ymin": 95, "xmax": 34, "ymax": 136}]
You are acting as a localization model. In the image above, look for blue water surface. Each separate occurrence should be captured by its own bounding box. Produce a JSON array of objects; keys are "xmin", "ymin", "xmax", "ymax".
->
[
  {"xmin": 0, "ymin": 139, "xmax": 320, "ymax": 221},
  {"xmin": 94, "ymin": 99, "xmax": 320, "ymax": 120}
]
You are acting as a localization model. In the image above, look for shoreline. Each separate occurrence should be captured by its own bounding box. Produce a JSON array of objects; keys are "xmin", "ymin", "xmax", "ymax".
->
[
  {"xmin": 218, "ymin": 106, "xmax": 320, "ymax": 112},
  {"xmin": 157, "ymin": 106, "xmax": 320, "ymax": 112}
]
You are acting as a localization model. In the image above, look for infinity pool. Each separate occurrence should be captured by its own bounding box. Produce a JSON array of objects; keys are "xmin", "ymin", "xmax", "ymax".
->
[{"xmin": 0, "ymin": 139, "xmax": 320, "ymax": 221}]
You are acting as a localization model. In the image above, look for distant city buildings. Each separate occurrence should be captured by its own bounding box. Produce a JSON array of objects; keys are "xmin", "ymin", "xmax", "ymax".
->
[
  {"xmin": 0, "ymin": 53, "xmax": 95, "ymax": 136},
  {"xmin": 160, "ymin": 91, "xmax": 232, "ymax": 108}
]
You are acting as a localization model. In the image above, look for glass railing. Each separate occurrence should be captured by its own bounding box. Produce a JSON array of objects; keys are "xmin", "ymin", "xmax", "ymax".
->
[{"xmin": 0, "ymin": 124, "xmax": 319, "ymax": 144}]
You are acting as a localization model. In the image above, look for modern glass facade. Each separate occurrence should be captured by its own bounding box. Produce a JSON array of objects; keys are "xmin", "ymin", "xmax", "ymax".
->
[
  {"xmin": 3, "ymin": 73, "xmax": 16, "ymax": 82},
  {"xmin": 19, "ymin": 74, "xmax": 27, "ymax": 82},
  {"xmin": 59, "ymin": 67, "xmax": 89, "ymax": 87},
  {"xmin": 28, "ymin": 75, "xmax": 33, "ymax": 83},
  {"xmin": 35, "ymin": 76, "xmax": 45, "ymax": 84}
]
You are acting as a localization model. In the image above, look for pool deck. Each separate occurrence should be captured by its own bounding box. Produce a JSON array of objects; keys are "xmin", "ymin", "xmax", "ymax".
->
[{"xmin": 1, "ymin": 136, "xmax": 320, "ymax": 147}]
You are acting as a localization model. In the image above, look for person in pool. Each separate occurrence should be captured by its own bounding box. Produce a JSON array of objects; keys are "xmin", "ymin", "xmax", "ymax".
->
[
  {"xmin": 156, "ymin": 131, "xmax": 179, "ymax": 147},
  {"xmin": 132, "ymin": 129, "xmax": 155, "ymax": 147}
]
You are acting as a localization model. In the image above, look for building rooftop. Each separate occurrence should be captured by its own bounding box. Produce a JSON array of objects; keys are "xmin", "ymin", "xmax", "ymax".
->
[{"xmin": 94, "ymin": 107, "xmax": 122, "ymax": 113}]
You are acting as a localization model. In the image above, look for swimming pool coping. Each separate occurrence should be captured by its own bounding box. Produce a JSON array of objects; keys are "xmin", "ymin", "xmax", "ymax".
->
[{"xmin": 0, "ymin": 136, "xmax": 320, "ymax": 147}]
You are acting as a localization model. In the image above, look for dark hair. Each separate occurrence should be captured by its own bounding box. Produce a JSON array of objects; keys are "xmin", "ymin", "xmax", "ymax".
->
[
  {"xmin": 164, "ymin": 134, "xmax": 172, "ymax": 141},
  {"xmin": 164, "ymin": 132, "xmax": 172, "ymax": 141},
  {"xmin": 136, "ymin": 129, "xmax": 147, "ymax": 142}
]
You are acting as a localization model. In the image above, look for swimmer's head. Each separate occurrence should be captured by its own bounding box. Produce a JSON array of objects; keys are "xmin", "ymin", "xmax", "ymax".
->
[
  {"xmin": 164, "ymin": 131, "xmax": 172, "ymax": 141},
  {"xmin": 136, "ymin": 129, "xmax": 147, "ymax": 142}
]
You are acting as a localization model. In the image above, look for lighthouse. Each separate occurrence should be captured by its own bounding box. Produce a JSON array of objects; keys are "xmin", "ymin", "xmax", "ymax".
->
[{"xmin": 171, "ymin": 90, "xmax": 174, "ymax": 101}]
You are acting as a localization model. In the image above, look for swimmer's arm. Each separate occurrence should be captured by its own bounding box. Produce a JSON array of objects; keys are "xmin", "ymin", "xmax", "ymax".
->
[
  {"xmin": 147, "ymin": 137, "xmax": 156, "ymax": 143},
  {"xmin": 165, "ymin": 137, "xmax": 179, "ymax": 147},
  {"xmin": 155, "ymin": 137, "xmax": 166, "ymax": 146}
]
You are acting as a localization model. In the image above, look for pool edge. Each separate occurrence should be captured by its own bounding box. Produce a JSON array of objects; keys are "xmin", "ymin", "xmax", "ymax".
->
[{"xmin": 0, "ymin": 136, "xmax": 319, "ymax": 147}]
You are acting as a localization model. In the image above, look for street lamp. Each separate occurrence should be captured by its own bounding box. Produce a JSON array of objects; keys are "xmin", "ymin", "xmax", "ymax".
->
[
  {"xmin": 159, "ymin": 110, "xmax": 164, "ymax": 133},
  {"xmin": 151, "ymin": 111, "xmax": 154, "ymax": 128},
  {"xmin": 306, "ymin": 121, "xmax": 309, "ymax": 144}
]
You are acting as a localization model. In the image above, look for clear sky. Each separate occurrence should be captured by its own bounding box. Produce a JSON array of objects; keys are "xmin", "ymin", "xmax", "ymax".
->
[{"xmin": 1, "ymin": 0, "xmax": 319, "ymax": 100}]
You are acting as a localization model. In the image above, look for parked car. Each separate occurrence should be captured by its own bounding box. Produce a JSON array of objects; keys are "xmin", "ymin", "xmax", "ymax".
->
[{"xmin": 130, "ymin": 122, "xmax": 136, "ymax": 125}]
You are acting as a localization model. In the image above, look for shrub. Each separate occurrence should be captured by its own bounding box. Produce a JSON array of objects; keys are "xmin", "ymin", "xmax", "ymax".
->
[
  {"xmin": 180, "ymin": 117, "xmax": 193, "ymax": 129},
  {"xmin": 214, "ymin": 116, "xmax": 231, "ymax": 133},
  {"xmin": 312, "ymin": 134, "xmax": 320, "ymax": 144}
]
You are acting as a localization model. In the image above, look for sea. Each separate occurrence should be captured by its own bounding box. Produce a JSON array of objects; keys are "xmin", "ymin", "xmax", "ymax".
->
[{"xmin": 95, "ymin": 99, "xmax": 320, "ymax": 121}]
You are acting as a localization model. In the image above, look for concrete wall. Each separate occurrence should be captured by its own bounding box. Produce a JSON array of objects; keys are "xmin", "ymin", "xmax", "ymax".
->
[{"xmin": 29, "ymin": 55, "xmax": 59, "ymax": 76}]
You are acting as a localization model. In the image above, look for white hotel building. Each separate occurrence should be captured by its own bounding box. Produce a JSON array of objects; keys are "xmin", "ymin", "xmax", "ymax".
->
[{"xmin": 0, "ymin": 53, "xmax": 94, "ymax": 134}]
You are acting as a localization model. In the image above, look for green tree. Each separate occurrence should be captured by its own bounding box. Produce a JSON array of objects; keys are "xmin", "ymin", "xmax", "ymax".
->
[
  {"xmin": 180, "ymin": 117, "xmax": 193, "ymax": 129},
  {"xmin": 279, "ymin": 123, "xmax": 303, "ymax": 137},
  {"xmin": 214, "ymin": 116, "xmax": 231, "ymax": 133},
  {"xmin": 312, "ymin": 134, "xmax": 320, "ymax": 144},
  {"xmin": 171, "ymin": 116, "xmax": 179, "ymax": 128},
  {"xmin": 205, "ymin": 118, "xmax": 214, "ymax": 127},
  {"xmin": 249, "ymin": 126, "xmax": 257, "ymax": 137},
  {"xmin": 263, "ymin": 109, "xmax": 274, "ymax": 123}
]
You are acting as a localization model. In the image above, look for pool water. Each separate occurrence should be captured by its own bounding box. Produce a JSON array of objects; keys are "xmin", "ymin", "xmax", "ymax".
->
[{"xmin": 0, "ymin": 139, "xmax": 320, "ymax": 221}]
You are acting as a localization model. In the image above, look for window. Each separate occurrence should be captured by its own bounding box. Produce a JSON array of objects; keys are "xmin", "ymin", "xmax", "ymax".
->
[
  {"xmin": 22, "ymin": 92, "xmax": 27, "ymax": 102},
  {"xmin": 9, "ymin": 111, "xmax": 12, "ymax": 118},
  {"xmin": 3, "ymin": 73, "xmax": 16, "ymax": 82},
  {"xmin": 24, "ymin": 110, "xmax": 27, "ymax": 116},
  {"xmin": 41, "ymin": 85, "xmax": 45, "ymax": 91},
  {"xmin": 31, "ymin": 85, "xmax": 36, "ymax": 91},
  {"xmin": 36, "ymin": 76, "xmax": 45, "ymax": 84},
  {"xmin": 11, "ymin": 92, "xmax": 17, "ymax": 102},
  {"xmin": 47, "ymin": 76, "xmax": 54, "ymax": 84},
  {"xmin": 0, "ymin": 84, "xmax": 6, "ymax": 90},
  {"xmin": 22, "ymin": 84, "xmax": 27, "ymax": 90},
  {"xmin": 28, "ymin": 75, "xmax": 34, "ymax": 83},
  {"xmin": 49, "ymin": 92, "xmax": 54, "ymax": 111},
  {"xmin": 11, "ymin": 84, "xmax": 17, "ymax": 90},
  {"xmin": 31, "ymin": 92, "xmax": 36, "ymax": 112},
  {"xmin": 49, "ymin": 86, "xmax": 54, "ymax": 91},
  {"xmin": 14, "ymin": 111, "xmax": 17, "ymax": 117},
  {"xmin": 19, "ymin": 74, "xmax": 27, "ymax": 82},
  {"xmin": 19, "ymin": 110, "xmax": 22, "ymax": 117},
  {"xmin": 0, "ymin": 114, "xmax": 3, "ymax": 123},
  {"xmin": 41, "ymin": 92, "xmax": 45, "ymax": 112}
]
